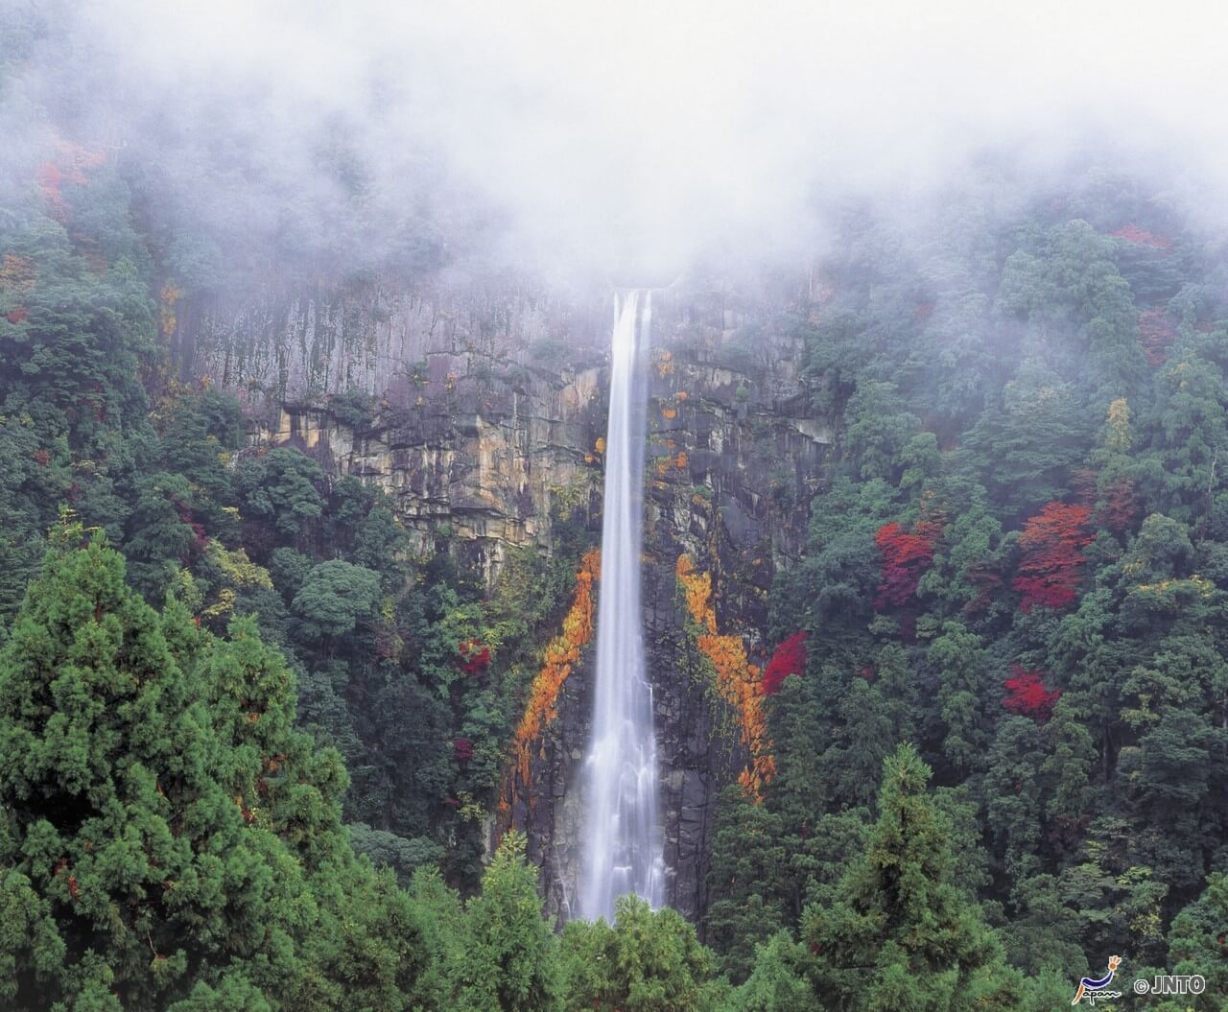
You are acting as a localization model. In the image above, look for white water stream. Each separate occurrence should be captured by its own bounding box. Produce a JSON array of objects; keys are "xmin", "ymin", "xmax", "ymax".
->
[{"xmin": 578, "ymin": 290, "xmax": 665, "ymax": 922}]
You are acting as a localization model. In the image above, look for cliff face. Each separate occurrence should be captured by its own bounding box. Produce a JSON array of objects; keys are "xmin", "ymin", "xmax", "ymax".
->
[{"xmin": 172, "ymin": 275, "xmax": 830, "ymax": 924}]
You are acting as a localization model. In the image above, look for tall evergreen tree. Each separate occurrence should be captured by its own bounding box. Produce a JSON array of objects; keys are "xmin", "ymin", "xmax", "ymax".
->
[
  {"xmin": 800, "ymin": 744, "xmax": 1036, "ymax": 1010},
  {"xmin": 0, "ymin": 531, "xmax": 425, "ymax": 1010}
]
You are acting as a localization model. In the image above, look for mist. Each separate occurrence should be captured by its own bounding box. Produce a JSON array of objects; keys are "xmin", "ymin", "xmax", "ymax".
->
[{"xmin": 4, "ymin": 0, "xmax": 1228, "ymax": 286}]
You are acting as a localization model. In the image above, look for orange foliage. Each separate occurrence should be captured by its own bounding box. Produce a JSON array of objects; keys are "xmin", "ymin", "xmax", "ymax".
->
[
  {"xmin": 662, "ymin": 406, "xmax": 678, "ymax": 420},
  {"xmin": 36, "ymin": 141, "xmax": 106, "ymax": 219},
  {"xmin": 676, "ymin": 555, "xmax": 716, "ymax": 632},
  {"xmin": 508, "ymin": 549, "xmax": 600, "ymax": 793},
  {"xmin": 676, "ymin": 555, "xmax": 775, "ymax": 799}
]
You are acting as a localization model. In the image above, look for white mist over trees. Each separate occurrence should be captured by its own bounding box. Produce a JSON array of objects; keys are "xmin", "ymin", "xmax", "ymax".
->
[{"xmin": 3, "ymin": 0, "xmax": 1228, "ymax": 284}]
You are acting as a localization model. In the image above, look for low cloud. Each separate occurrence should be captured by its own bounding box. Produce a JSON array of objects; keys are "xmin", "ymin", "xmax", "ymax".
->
[{"xmin": 4, "ymin": 0, "xmax": 1227, "ymax": 283}]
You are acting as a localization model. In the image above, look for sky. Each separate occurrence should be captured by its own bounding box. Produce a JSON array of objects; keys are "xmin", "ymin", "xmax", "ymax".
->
[{"xmin": 4, "ymin": 0, "xmax": 1228, "ymax": 283}]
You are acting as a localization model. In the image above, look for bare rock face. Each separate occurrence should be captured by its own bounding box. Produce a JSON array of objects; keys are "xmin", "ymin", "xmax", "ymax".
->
[
  {"xmin": 172, "ymin": 274, "xmax": 830, "ymax": 926},
  {"xmin": 177, "ymin": 279, "xmax": 616, "ymax": 584}
]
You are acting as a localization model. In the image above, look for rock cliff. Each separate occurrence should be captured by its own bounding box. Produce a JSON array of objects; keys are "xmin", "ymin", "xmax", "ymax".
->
[{"xmin": 171, "ymin": 273, "xmax": 831, "ymax": 924}]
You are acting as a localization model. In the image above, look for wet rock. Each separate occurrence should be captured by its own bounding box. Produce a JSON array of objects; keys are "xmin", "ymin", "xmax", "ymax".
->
[{"xmin": 177, "ymin": 275, "xmax": 831, "ymax": 925}]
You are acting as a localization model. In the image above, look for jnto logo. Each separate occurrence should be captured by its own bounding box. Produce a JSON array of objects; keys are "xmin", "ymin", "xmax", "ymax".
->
[{"xmin": 1072, "ymin": 955, "xmax": 1122, "ymax": 1006}]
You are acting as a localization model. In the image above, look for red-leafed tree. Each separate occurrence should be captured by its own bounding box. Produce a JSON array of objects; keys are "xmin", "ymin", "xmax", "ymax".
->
[
  {"xmin": 454, "ymin": 737, "xmax": 475, "ymax": 763},
  {"xmin": 457, "ymin": 638, "xmax": 491, "ymax": 675},
  {"xmin": 874, "ymin": 520, "xmax": 940, "ymax": 609},
  {"xmin": 1002, "ymin": 665, "xmax": 1061, "ymax": 720},
  {"xmin": 1012, "ymin": 502, "xmax": 1092, "ymax": 612},
  {"xmin": 1111, "ymin": 224, "xmax": 1173, "ymax": 250},
  {"xmin": 762, "ymin": 631, "xmax": 808, "ymax": 695}
]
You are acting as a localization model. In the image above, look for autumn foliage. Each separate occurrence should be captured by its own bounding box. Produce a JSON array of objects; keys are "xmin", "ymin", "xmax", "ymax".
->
[
  {"xmin": 874, "ymin": 519, "xmax": 941, "ymax": 608},
  {"xmin": 762, "ymin": 631, "xmax": 807, "ymax": 695},
  {"xmin": 677, "ymin": 555, "xmax": 775, "ymax": 798},
  {"xmin": 36, "ymin": 140, "xmax": 107, "ymax": 220},
  {"xmin": 505, "ymin": 549, "xmax": 599, "ymax": 801},
  {"xmin": 457, "ymin": 638, "xmax": 491, "ymax": 675},
  {"xmin": 1012, "ymin": 502, "xmax": 1093, "ymax": 612},
  {"xmin": 1111, "ymin": 224, "xmax": 1173, "ymax": 250},
  {"xmin": 1002, "ymin": 665, "xmax": 1061, "ymax": 720}
]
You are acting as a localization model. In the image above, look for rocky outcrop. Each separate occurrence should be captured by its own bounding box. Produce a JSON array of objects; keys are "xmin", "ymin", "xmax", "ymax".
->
[
  {"xmin": 172, "ymin": 274, "xmax": 832, "ymax": 925},
  {"xmin": 177, "ymin": 280, "xmax": 616, "ymax": 583}
]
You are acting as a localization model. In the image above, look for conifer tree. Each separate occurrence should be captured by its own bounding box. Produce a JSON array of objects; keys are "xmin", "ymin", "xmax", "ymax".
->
[
  {"xmin": 0, "ymin": 531, "xmax": 424, "ymax": 1010},
  {"xmin": 801, "ymin": 744, "xmax": 1029, "ymax": 1010},
  {"xmin": 456, "ymin": 831, "xmax": 561, "ymax": 1012}
]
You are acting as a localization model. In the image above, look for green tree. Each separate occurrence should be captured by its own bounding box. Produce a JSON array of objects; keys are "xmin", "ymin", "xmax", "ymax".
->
[
  {"xmin": 0, "ymin": 532, "xmax": 425, "ymax": 1009},
  {"xmin": 725, "ymin": 932, "xmax": 821, "ymax": 1012},
  {"xmin": 559, "ymin": 894, "xmax": 720, "ymax": 1012},
  {"xmin": 704, "ymin": 787, "xmax": 786, "ymax": 982},
  {"xmin": 456, "ymin": 831, "xmax": 560, "ymax": 1011},
  {"xmin": 236, "ymin": 448, "xmax": 325, "ymax": 542},
  {"xmin": 802, "ymin": 744, "xmax": 1026, "ymax": 1010},
  {"xmin": 291, "ymin": 559, "xmax": 381, "ymax": 641},
  {"xmin": 1165, "ymin": 873, "xmax": 1228, "ymax": 1007}
]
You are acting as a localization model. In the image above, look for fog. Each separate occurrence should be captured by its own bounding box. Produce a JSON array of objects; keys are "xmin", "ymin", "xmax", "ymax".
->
[{"xmin": 3, "ymin": 0, "xmax": 1227, "ymax": 286}]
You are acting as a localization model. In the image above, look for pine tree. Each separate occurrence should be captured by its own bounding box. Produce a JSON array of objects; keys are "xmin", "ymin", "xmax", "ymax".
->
[
  {"xmin": 0, "ymin": 531, "xmax": 424, "ymax": 1009},
  {"xmin": 559, "ymin": 894, "xmax": 720, "ymax": 1012},
  {"xmin": 801, "ymin": 744, "xmax": 1028, "ymax": 1010},
  {"xmin": 456, "ymin": 831, "xmax": 561, "ymax": 1012}
]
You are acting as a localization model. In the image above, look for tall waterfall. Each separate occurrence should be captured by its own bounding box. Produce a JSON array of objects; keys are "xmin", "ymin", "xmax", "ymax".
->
[{"xmin": 578, "ymin": 290, "xmax": 664, "ymax": 922}]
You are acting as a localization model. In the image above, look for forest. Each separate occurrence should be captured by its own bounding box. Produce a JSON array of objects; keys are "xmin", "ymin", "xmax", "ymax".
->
[{"xmin": 4, "ymin": 3, "xmax": 1228, "ymax": 1011}]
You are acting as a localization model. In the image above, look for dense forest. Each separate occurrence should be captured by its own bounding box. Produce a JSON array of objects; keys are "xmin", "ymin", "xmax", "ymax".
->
[
  {"xmin": 5, "ymin": 136, "xmax": 1228, "ymax": 1008},
  {"xmin": 4, "ymin": 5, "xmax": 1228, "ymax": 1010}
]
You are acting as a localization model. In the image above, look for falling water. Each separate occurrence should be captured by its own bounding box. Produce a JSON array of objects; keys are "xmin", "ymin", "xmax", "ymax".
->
[{"xmin": 578, "ymin": 290, "xmax": 664, "ymax": 922}]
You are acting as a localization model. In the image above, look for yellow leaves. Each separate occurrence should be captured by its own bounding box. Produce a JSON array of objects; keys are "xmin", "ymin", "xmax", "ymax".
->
[
  {"xmin": 1132, "ymin": 575, "xmax": 1213, "ymax": 597},
  {"xmin": 201, "ymin": 588, "xmax": 237, "ymax": 621},
  {"xmin": 208, "ymin": 542, "xmax": 273, "ymax": 590},
  {"xmin": 654, "ymin": 349, "xmax": 674, "ymax": 377},
  {"xmin": 661, "ymin": 391, "xmax": 688, "ymax": 418},
  {"xmin": 595, "ymin": 436, "xmax": 607, "ymax": 455},
  {"xmin": 508, "ymin": 549, "xmax": 600, "ymax": 793},
  {"xmin": 201, "ymin": 544, "xmax": 274, "ymax": 621},
  {"xmin": 676, "ymin": 555, "xmax": 716, "ymax": 633},
  {"xmin": 676, "ymin": 554, "xmax": 774, "ymax": 799},
  {"xmin": 234, "ymin": 794, "xmax": 255, "ymax": 824}
]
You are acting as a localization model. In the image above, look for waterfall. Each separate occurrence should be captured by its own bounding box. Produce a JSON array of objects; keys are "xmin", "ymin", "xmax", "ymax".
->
[{"xmin": 578, "ymin": 290, "xmax": 664, "ymax": 922}]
